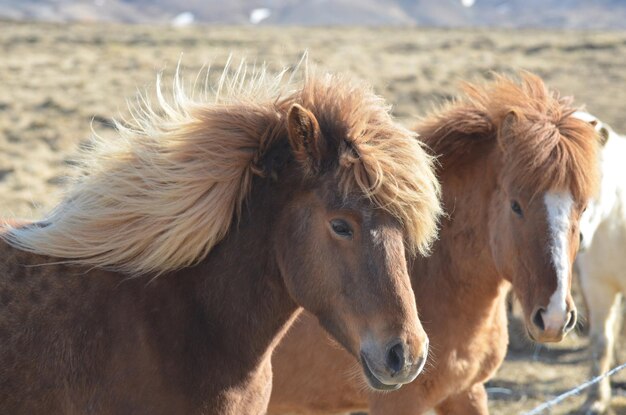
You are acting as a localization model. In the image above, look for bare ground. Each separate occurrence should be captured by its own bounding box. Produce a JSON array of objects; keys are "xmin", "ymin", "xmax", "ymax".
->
[{"xmin": 2, "ymin": 21, "xmax": 626, "ymax": 414}]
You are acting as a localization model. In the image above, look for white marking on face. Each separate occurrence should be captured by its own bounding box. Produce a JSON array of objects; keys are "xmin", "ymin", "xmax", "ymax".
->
[{"xmin": 543, "ymin": 191, "xmax": 574, "ymax": 329}]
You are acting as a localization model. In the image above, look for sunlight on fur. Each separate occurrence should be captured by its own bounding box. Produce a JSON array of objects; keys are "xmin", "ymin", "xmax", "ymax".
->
[
  {"xmin": 3, "ymin": 57, "xmax": 441, "ymax": 276},
  {"xmin": 418, "ymin": 72, "xmax": 599, "ymax": 202}
]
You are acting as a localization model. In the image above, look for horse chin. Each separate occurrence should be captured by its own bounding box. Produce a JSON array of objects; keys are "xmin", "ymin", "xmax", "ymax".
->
[{"xmin": 359, "ymin": 354, "xmax": 403, "ymax": 392}]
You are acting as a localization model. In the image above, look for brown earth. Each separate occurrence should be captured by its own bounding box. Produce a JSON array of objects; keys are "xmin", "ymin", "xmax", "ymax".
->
[{"xmin": 1, "ymin": 21, "xmax": 626, "ymax": 415}]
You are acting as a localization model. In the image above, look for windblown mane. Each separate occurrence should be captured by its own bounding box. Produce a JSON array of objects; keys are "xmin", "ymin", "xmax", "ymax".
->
[
  {"xmin": 4, "ymin": 60, "xmax": 441, "ymax": 275},
  {"xmin": 417, "ymin": 72, "xmax": 599, "ymax": 201}
]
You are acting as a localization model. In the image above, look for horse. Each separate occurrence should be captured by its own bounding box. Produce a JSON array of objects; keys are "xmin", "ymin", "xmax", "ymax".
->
[
  {"xmin": 575, "ymin": 112, "xmax": 623, "ymax": 415},
  {"xmin": 0, "ymin": 62, "xmax": 443, "ymax": 414},
  {"xmin": 268, "ymin": 72, "xmax": 601, "ymax": 415}
]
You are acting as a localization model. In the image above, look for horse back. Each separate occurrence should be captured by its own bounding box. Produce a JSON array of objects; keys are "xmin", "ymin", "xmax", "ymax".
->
[{"xmin": 0, "ymin": 238, "xmax": 191, "ymax": 414}]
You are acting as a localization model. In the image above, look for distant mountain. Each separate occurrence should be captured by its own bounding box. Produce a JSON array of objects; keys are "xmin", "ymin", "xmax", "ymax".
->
[{"xmin": 2, "ymin": 0, "xmax": 626, "ymax": 29}]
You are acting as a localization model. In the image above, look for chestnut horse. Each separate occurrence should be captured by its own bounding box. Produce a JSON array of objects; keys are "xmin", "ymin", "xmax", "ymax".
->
[
  {"xmin": 0, "ymin": 63, "xmax": 442, "ymax": 414},
  {"xmin": 268, "ymin": 73, "xmax": 600, "ymax": 415}
]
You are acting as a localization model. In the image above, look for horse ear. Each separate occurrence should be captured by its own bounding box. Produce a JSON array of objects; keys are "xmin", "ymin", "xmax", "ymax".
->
[
  {"xmin": 497, "ymin": 110, "xmax": 518, "ymax": 152},
  {"xmin": 287, "ymin": 104, "xmax": 326, "ymax": 175},
  {"xmin": 598, "ymin": 126, "xmax": 610, "ymax": 147},
  {"xmin": 579, "ymin": 117, "xmax": 609, "ymax": 147}
]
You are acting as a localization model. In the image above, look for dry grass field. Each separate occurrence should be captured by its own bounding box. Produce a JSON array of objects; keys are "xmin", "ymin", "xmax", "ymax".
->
[{"xmin": 1, "ymin": 20, "xmax": 626, "ymax": 414}]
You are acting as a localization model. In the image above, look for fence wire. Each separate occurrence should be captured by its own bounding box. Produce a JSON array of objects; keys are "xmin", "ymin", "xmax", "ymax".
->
[{"xmin": 522, "ymin": 361, "xmax": 626, "ymax": 415}]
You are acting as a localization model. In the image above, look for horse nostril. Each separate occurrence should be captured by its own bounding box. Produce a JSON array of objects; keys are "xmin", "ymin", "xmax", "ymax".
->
[
  {"xmin": 386, "ymin": 342, "xmax": 405, "ymax": 375},
  {"xmin": 564, "ymin": 309, "xmax": 577, "ymax": 332},
  {"xmin": 532, "ymin": 308, "xmax": 545, "ymax": 331}
]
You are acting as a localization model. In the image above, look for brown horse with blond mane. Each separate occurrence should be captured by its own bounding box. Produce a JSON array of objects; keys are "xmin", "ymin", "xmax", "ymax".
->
[
  {"xmin": 268, "ymin": 72, "xmax": 600, "ymax": 415},
  {"xmin": 0, "ymin": 62, "xmax": 442, "ymax": 414}
]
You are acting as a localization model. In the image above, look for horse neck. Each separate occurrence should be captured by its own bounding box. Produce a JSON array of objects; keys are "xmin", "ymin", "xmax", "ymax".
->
[
  {"xmin": 412, "ymin": 149, "xmax": 503, "ymax": 297},
  {"xmin": 150, "ymin": 172, "xmax": 301, "ymax": 387}
]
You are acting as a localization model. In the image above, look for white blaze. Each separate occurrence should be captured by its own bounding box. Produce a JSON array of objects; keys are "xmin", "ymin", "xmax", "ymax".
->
[{"xmin": 543, "ymin": 191, "xmax": 574, "ymax": 329}]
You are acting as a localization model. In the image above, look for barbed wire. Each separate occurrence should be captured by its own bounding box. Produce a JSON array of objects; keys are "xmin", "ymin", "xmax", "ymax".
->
[{"xmin": 522, "ymin": 361, "xmax": 626, "ymax": 415}]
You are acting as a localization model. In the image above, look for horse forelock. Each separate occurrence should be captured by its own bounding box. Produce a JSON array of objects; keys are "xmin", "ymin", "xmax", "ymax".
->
[
  {"xmin": 4, "ymin": 61, "xmax": 442, "ymax": 275},
  {"xmin": 298, "ymin": 75, "xmax": 442, "ymax": 256},
  {"xmin": 417, "ymin": 72, "xmax": 599, "ymax": 202}
]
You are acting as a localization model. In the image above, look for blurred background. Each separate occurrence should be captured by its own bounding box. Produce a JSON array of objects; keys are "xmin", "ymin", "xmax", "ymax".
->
[
  {"xmin": 1, "ymin": 1, "xmax": 626, "ymax": 414},
  {"xmin": 3, "ymin": 0, "xmax": 626, "ymax": 28}
]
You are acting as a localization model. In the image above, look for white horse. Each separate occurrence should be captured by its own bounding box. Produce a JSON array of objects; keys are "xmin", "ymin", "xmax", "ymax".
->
[{"xmin": 575, "ymin": 111, "xmax": 626, "ymax": 415}]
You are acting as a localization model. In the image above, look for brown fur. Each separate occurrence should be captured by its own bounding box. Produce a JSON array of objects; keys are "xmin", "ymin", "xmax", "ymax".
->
[
  {"xmin": 268, "ymin": 72, "xmax": 600, "ymax": 415},
  {"xmin": 4, "ymin": 65, "xmax": 440, "ymax": 275},
  {"xmin": 0, "ymin": 64, "xmax": 442, "ymax": 414}
]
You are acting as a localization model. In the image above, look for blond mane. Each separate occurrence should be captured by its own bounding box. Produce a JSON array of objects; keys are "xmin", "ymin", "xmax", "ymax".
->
[
  {"xmin": 417, "ymin": 72, "xmax": 599, "ymax": 201},
  {"xmin": 4, "ymin": 60, "xmax": 441, "ymax": 275}
]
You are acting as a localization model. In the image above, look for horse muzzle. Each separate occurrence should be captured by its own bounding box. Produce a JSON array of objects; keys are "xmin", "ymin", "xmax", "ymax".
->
[
  {"xmin": 527, "ymin": 305, "xmax": 577, "ymax": 343},
  {"xmin": 359, "ymin": 337, "xmax": 428, "ymax": 390}
]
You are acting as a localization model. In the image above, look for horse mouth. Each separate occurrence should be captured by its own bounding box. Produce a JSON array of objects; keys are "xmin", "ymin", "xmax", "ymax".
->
[{"xmin": 359, "ymin": 353, "xmax": 402, "ymax": 392}]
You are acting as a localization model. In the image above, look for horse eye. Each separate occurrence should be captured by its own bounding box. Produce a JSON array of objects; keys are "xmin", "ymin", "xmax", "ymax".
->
[
  {"xmin": 330, "ymin": 219, "xmax": 353, "ymax": 239},
  {"xmin": 511, "ymin": 200, "xmax": 523, "ymax": 217}
]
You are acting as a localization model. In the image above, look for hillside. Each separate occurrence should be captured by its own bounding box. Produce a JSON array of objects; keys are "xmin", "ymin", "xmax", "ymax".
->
[{"xmin": 2, "ymin": 0, "xmax": 626, "ymax": 29}]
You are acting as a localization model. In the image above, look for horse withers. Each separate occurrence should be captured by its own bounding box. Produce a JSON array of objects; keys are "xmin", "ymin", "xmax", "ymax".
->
[
  {"xmin": 0, "ymin": 63, "xmax": 442, "ymax": 414},
  {"xmin": 268, "ymin": 73, "xmax": 601, "ymax": 415},
  {"xmin": 575, "ymin": 112, "xmax": 624, "ymax": 415}
]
